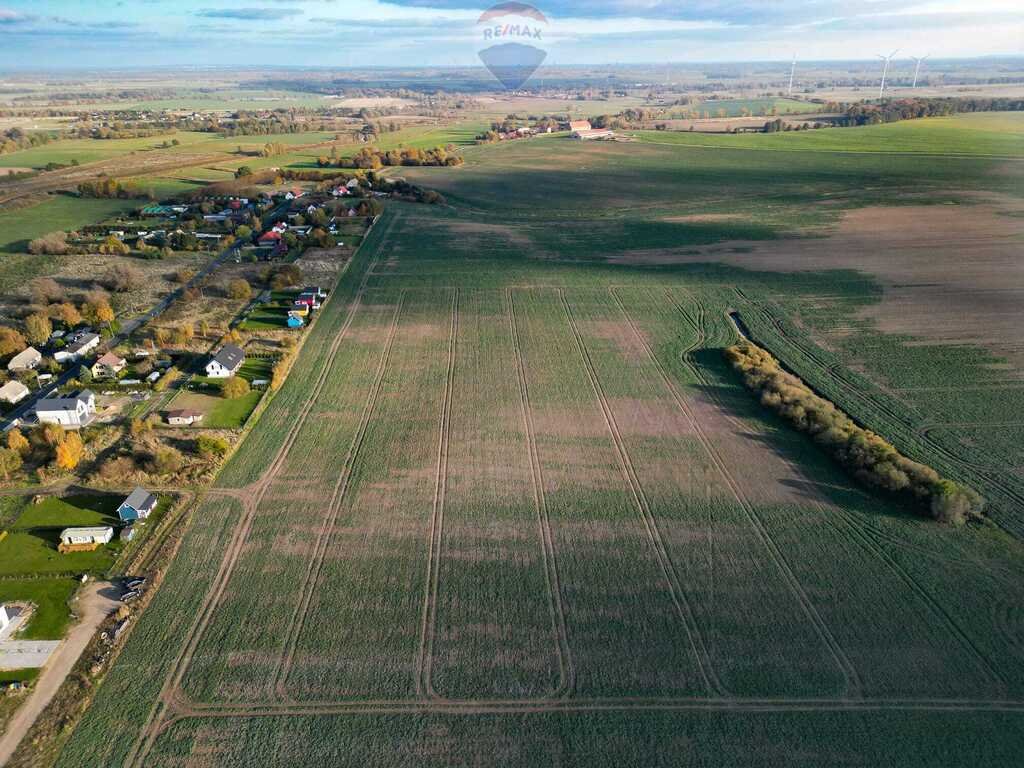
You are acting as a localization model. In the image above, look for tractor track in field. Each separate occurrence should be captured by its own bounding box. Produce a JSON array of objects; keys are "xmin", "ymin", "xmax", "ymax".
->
[
  {"xmin": 123, "ymin": 211, "xmax": 398, "ymax": 768},
  {"xmin": 150, "ymin": 693, "xmax": 1024, "ymax": 739},
  {"xmin": 662, "ymin": 288, "xmax": 863, "ymax": 698},
  {"xmin": 417, "ymin": 288, "xmax": 459, "ymax": 699},
  {"xmin": 507, "ymin": 288, "xmax": 575, "ymax": 700},
  {"xmin": 273, "ymin": 290, "xmax": 408, "ymax": 702},
  {"xmin": 559, "ymin": 288, "xmax": 722, "ymax": 698}
]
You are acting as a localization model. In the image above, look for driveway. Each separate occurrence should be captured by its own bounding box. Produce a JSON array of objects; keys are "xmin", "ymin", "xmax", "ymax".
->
[{"xmin": 0, "ymin": 581, "xmax": 121, "ymax": 767}]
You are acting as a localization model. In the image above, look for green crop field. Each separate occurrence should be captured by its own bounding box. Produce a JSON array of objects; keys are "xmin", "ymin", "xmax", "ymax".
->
[
  {"xmin": 631, "ymin": 111, "xmax": 1024, "ymax": 157},
  {"xmin": 53, "ymin": 112, "xmax": 1024, "ymax": 767}
]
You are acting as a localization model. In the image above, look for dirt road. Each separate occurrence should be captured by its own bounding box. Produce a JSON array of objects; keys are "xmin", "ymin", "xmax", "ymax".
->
[{"xmin": 0, "ymin": 582, "xmax": 121, "ymax": 767}]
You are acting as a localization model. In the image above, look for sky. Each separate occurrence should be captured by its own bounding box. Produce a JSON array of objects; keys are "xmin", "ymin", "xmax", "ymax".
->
[{"xmin": 0, "ymin": 0, "xmax": 1021, "ymax": 71}]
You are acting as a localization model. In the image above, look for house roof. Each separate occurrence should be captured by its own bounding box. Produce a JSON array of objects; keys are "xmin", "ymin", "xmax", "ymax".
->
[
  {"xmin": 0, "ymin": 380, "xmax": 29, "ymax": 400},
  {"xmin": 258, "ymin": 230, "xmax": 282, "ymax": 241},
  {"xmin": 95, "ymin": 352, "xmax": 125, "ymax": 366},
  {"xmin": 68, "ymin": 333, "xmax": 100, "ymax": 353},
  {"xmin": 211, "ymin": 344, "xmax": 245, "ymax": 371},
  {"xmin": 60, "ymin": 526, "xmax": 113, "ymax": 538},
  {"xmin": 569, "ymin": 120, "xmax": 592, "ymax": 131},
  {"xmin": 121, "ymin": 486, "xmax": 157, "ymax": 512},
  {"xmin": 8, "ymin": 347, "xmax": 41, "ymax": 367},
  {"xmin": 36, "ymin": 389, "xmax": 94, "ymax": 412},
  {"xmin": 167, "ymin": 409, "xmax": 203, "ymax": 419}
]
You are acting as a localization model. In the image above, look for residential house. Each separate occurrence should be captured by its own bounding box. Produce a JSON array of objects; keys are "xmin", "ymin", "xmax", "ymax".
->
[
  {"xmin": 91, "ymin": 352, "xmax": 126, "ymax": 379},
  {"xmin": 303, "ymin": 286, "xmax": 327, "ymax": 298},
  {"xmin": 55, "ymin": 333, "xmax": 100, "ymax": 363},
  {"xmin": 7, "ymin": 346, "xmax": 41, "ymax": 372},
  {"xmin": 331, "ymin": 185, "xmax": 350, "ymax": 197},
  {"xmin": 568, "ymin": 119, "xmax": 592, "ymax": 132},
  {"xmin": 117, "ymin": 486, "xmax": 158, "ymax": 522},
  {"xmin": 35, "ymin": 390, "xmax": 96, "ymax": 428},
  {"xmin": 166, "ymin": 408, "xmax": 204, "ymax": 426},
  {"xmin": 0, "ymin": 380, "xmax": 30, "ymax": 405},
  {"xmin": 289, "ymin": 304, "xmax": 309, "ymax": 317},
  {"xmin": 59, "ymin": 526, "xmax": 113, "ymax": 551},
  {"xmin": 286, "ymin": 313, "xmax": 304, "ymax": 328},
  {"xmin": 345, "ymin": 177, "xmax": 360, "ymax": 190},
  {"xmin": 258, "ymin": 230, "xmax": 282, "ymax": 246},
  {"xmin": 205, "ymin": 344, "xmax": 245, "ymax": 378}
]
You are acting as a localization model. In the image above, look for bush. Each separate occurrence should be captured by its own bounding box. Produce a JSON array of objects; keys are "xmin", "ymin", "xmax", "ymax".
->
[
  {"xmin": 226, "ymin": 279, "xmax": 252, "ymax": 301},
  {"xmin": 102, "ymin": 263, "xmax": 144, "ymax": 292},
  {"xmin": 724, "ymin": 341, "xmax": 984, "ymax": 523},
  {"xmin": 222, "ymin": 376, "xmax": 250, "ymax": 399},
  {"xmin": 196, "ymin": 434, "xmax": 230, "ymax": 461},
  {"xmin": 28, "ymin": 232, "xmax": 69, "ymax": 256},
  {"xmin": 146, "ymin": 446, "xmax": 183, "ymax": 476}
]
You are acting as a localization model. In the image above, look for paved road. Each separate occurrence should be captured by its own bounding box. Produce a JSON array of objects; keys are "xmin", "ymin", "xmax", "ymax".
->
[{"xmin": 0, "ymin": 581, "xmax": 121, "ymax": 767}]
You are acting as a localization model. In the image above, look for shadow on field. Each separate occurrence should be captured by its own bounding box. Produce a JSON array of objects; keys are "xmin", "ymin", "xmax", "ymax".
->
[{"xmin": 689, "ymin": 346, "xmax": 925, "ymax": 523}]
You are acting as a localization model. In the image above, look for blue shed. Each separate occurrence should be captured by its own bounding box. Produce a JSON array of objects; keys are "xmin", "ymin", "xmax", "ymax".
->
[
  {"xmin": 117, "ymin": 487, "xmax": 158, "ymax": 522},
  {"xmin": 287, "ymin": 315, "xmax": 304, "ymax": 328}
]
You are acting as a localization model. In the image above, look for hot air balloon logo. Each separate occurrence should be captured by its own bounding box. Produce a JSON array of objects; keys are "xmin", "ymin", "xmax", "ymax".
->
[{"xmin": 475, "ymin": 3, "xmax": 549, "ymax": 90}]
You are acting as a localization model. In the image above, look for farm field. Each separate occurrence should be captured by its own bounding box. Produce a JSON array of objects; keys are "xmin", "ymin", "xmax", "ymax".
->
[{"xmin": 51, "ymin": 113, "xmax": 1024, "ymax": 767}]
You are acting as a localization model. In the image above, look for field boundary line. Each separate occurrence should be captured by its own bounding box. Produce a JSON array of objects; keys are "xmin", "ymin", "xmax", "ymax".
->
[
  {"xmin": 654, "ymin": 287, "xmax": 863, "ymax": 698},
  {"xmin": 273, "ymin": 289, "xmax": 408, "ymax": 701},
  {"xmin": 123, "ymin": 210, "xmax": 398, "ymax": 768},
  {"xmin": 508, "ymin": 288, "xmax": 575, "ymax": 699},
  {"xmin": 417, "ymin": 288, "xmax": 458, "ymax": 699},
  {"xmin": 558, "ymin": 288, "xmax": 721, "ymax": 698}
]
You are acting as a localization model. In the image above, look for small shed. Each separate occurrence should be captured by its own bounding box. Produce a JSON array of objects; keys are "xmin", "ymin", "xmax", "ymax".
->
[{"xmin": 117, "ymin": 487, "xmax": 158, "ymax": 522}]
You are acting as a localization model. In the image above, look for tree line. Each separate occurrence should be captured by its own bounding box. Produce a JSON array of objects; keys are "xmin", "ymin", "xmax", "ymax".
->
[
  {"xmin": 322, "ymin": 145, "xmax": 462, "ymax": 170},
  {"xmin": 724, "ymin": 341, "xmax": 984, "ymax": 525},
  {"xmin": 836, "ymin": 96, "xmax": 1024, "ymax": 127},
  {"xmin": 1, "ymin": 127, "xmax": 53, "ymax": 156}
]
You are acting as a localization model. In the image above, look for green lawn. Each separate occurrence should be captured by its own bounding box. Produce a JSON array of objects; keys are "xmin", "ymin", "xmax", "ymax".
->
[
  {"xmin": 0, "ymin": 578, "xmax": 80, "ymax": 640},
  {"xmin": 0, "ymin": 195, "xmax": 139, "ymax": 255},
  {"xmin": 0, "ymin": 495, "xmax": 123, "ymax": 577},
  {"xmin": 169, "ymin": 358, "xmax": 272, "ymax": 428}
]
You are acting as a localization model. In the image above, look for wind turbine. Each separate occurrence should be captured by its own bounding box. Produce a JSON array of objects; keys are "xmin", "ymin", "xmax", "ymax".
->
[
  {"xmin": 911, "ymin": 55, "xmax": 929, "ymax": 89},
  {"xmin": 877, "ymin": 49, "xmax": 899, "ymax": 98},
  {"xmin": 787, "ymin": 54, "xmax": 796, "ymax": 96}
]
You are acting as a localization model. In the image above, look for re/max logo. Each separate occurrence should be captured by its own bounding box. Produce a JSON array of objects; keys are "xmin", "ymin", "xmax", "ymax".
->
[{"xmin": 483, "ymin": 24, "xmax": 543, "ymax": 40}]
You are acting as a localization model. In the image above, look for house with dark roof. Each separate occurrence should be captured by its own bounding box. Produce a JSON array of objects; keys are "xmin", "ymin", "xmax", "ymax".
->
[
  {"xmin": 35, "ymin": 390, "xmax": 96, "ymax": 428},
  {"xmin": 205, "ymin": 344, "xmax": 245, "ymax": 378},
  {"xmin": 117, "ymin": 486, "xmax": 158, "ymax": 522}
]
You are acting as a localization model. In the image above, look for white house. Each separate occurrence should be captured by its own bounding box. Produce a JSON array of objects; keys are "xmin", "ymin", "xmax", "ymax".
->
[
  {"xmin": 0, "ymin": 380, "xmax": 30, "ymax": 405},
  {"xmin": 7, "ymin": 346, "xmax": 41, "ymax": 372},
  {"xmin": 59, "ymin": 526, "xmax": 113, "ymax": 547},
  {"xmin": 55, "ymin": 333, "xmax": 100, "ymax": 363},
  {"xmin": 205, "ymin": 344, "xmax": 245, "ymax": 378},
  {"xmin": 35, "ymin": 390, "xmax": 96, "ymax": 428}
]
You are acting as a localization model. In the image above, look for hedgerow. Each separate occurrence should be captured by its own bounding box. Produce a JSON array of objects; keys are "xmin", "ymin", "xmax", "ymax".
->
[{"xmin": 724, "ymin": 341, "xmax": 984, "ymax": 524}]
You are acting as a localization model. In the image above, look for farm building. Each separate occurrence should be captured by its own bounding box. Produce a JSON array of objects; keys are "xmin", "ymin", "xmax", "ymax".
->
[
  {"xmin": 117, "ymin": 486, "xmax": 158, "ymax": 522},
  {"xmin": 166, "ymin": 408, "xmax": 204, "ymax": 426},
  {"xmin": 35, "ymin": 390, "xmax": 96, "ymax": 428},
  {"xmin": 568, "ymin": 119, "xmax": 592, "ymax": 132},
  {"xmin": 91, "ymin": 352, "xmax": 127, "ymax": 379},
  {"xmin": 7, "ymin": 346, "xmax": 41, "ymax": 372},
  {"xmin": 572, "ymin": 128, "xmax": 614, "ymax": 140},
  {"xmin": 59, "ymin": 526, "xmax": 113, "ymax": 552},
  {"xmin": 0, "ymin": 380, "xmax": 29, "ymax": 405},
  {"xmin": 205, "ymin": 344, "xmax": 245, "ymax": 378}
]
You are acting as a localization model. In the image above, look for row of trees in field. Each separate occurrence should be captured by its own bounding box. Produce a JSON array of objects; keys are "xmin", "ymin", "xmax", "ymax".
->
[
  {"xmin": 724, "ymin": 341, "xmax": 984, "ymax": 525},
  {"xmin": 77, "ymin": 178, "xmax": 148, "ymax": 199},
  {"xmin": 837, "ymin": 96, "xmax": 1024, "ymax": 127},
  {"xmin": 330, "ymin": 145, "xmax": 463, "ymax": 170}
]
